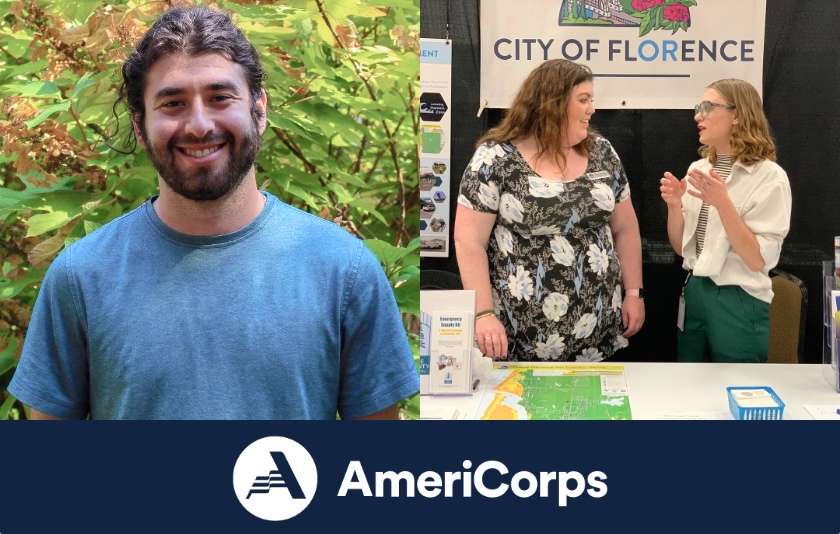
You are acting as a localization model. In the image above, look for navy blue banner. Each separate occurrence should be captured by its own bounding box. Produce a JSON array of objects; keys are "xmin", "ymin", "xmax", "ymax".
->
[{"xmin": 0, "ymin": 422, "xmax": 835, "ymax": 533}]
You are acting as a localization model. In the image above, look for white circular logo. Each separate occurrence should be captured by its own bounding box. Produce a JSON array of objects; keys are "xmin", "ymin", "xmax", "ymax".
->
[{"xmin": 232, "ymin": 436, "xmax": 318, "ymax": 521}]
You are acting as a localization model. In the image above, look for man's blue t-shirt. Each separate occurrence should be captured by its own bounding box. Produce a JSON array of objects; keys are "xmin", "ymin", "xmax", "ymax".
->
[{"xmin": 9, "ymin": 193, "xmax": 419, "ymax": 419}]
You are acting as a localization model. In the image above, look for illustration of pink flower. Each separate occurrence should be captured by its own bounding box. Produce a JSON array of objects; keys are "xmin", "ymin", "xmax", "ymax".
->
[
  {"xmin": 560, "ymin": 0, "xmax": 694, "ymax": 36},
  {"xmin": 631, "ymin": 0, "xmax": 663, "ymax": 10},
  {"xmin": 626, "ymin": 0, "xmax": 695, "ymax": 38},
  {"xmin": 663, "ymin": 4, "xmax": 690, "ymax": 22}
]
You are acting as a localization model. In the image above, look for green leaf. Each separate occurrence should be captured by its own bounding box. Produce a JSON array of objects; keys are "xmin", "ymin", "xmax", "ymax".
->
[
  {"xmin": 241, "ymin": 21, "xmax": 300, "ymax": 44},
  {"xmin": 25, "ymin": 101, "xmax": 71, "ymax": 128},
  {"xmin": 70, "ymin": 71, "xmax": 105, "ymax": 114},
  {"xmin": 314, "ymin": 14, "xmax": 338, "ymax": 47},
  {"xmin": 639, "ymin": 9, "xmax": 656, "ymax": 38},
  {"xmin": 401, "ymin": 249, "xmax": 420, "ymax": 268},
  {"xmin": 0, "ymin": 353, "xmax": 17, "ymax": 376},
  {"xmin": 364, "ymin": 238, "xmax": 414, "ymax": 265},
  {"xmin": 4, "ymin": 189, "xmax": 90, "ymax": 217},
  {"xmin": 284, "ymin": 183, "xmax": 318, "ymax": 208},
  {"xmin": 327, "ymin": 181, "xmax": 355, "ymax": 203},
  {"xmin": 335, "ymin": 171, "xmax": 370, "ymax": 189},
  {"xmin": 403, "ymin": 236, "xmax": 420, "ymax": 254},
  {"xmin": 330, "ymin": 133, "xmax": 351, "ymax": 147},
  {"xmin": 44, "ymin": 0, "xmax": 108, "ymax": 24},
  {"xmin": 371, "ymin": 0, "xmax": 417, "ymax": 10},
  {"xmin": 0, "ymin": 393, "xmax": 17, "ymax": 420},
  {"xmin": 16, "ymin": 81, "xmax": 62, "ymax": 98},
  {"xmin": 0, "ymin": 29, "xmax": 33, "ymax": 59},
  {"xmin": 352, "ymin": 6, "xmax": 389, "ymax": 20},
  {"xmin": 400, "ymin": 393, "xmax": 419, "ymax": 420},
  {"xmin": 70, "ymin": 71, "xmax": 97, "ymax": 101},
  {"xmin": 112, "ymin": 176, "xmax": 153, "ymax": 201},
  {"xmin": 0, "ymin": 61, "xmax": 50, "ymax": 83},
  {"xmin": 622, "ymin": 0, "xmax": 644, "ymax": 17},
  {"xmin": 224, "ymin": 1, "xmax": 300, "ymax": 20},
  {"xmin": 393, "ymin": 266, "xmax": 419, "ymax": 314},
  {"xmin": 88, "ymin": 152, "xmax": 130, "ymax": 171},
  {"xmin": 26, "ymin": 211, "xmax": 75, "ymax": 237},
  {"xmin": 292, "ymin": 17, "xmax": 313, "ymax": 36},
  {"xmin": 0, "ymin": 269, "xmax": 42, "ymax": 299},
  {"xmin": 350, "ymin": 198, "xmax": 387, "ymax": 225},
  {"xmin": 83, "ymin": 220, "xmax": 102, "ymax": 235}
]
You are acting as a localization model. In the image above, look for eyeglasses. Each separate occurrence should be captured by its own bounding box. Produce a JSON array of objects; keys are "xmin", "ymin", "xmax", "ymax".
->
[{"xmin": 694, "ymin": 100, "xmax": 735, "ymax": 117}]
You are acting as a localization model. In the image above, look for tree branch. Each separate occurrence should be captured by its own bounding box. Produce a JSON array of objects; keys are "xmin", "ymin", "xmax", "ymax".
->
[
  {"xmin": 0, "ymin": 45, "xmax": 24, "ymax": 65},
  {"xmin": 314, "ymin": 0, "xmax": 406, "ymax": 245},
  {"xmin": 67, "ymin": 107, "xmax": 91, "ymax": 149},
  {"xmin": 351, "ymin": 135, "xmax": 367, "ymax": 174},
  {"xmin": 271, "ymin": 126, "xmax": 317, "ymax": 173}
]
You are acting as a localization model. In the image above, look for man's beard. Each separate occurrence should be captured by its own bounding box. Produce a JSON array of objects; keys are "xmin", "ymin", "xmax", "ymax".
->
[{"xmin": 143, "ymin": 122, "xmax": 261, "ymax": 201}]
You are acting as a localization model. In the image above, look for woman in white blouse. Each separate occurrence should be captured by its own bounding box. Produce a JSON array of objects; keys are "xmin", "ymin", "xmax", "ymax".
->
[{"xmin": 660, "ymin": 79, "xmax": 791, "ymax": 362}]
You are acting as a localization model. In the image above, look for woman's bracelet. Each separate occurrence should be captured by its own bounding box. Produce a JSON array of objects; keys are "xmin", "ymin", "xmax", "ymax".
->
[{"xmin": 475, "ymin": 310, "xmax": 496, "ymax": 321}]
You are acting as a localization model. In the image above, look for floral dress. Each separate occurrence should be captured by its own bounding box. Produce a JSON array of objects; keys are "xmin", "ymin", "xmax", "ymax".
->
[{"xmin": 458, "ymin": 137, "xmax": 631, "ymax": 362}]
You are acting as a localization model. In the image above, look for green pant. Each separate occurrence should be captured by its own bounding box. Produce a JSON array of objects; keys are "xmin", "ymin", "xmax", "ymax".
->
[{"xmin": 677, "ymin": 275, "xmax": 770, "ymax": 363}]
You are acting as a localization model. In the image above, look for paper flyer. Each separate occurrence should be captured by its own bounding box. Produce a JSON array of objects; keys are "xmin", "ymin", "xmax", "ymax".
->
[{"xmin": 428, "ymin": 310, "xmax": 473, "ymax": 395}]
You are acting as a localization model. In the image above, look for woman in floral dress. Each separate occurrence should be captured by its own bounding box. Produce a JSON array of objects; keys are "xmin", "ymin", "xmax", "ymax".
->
[{"xmin": 454, "ymin": 59, "xmax": 644, "ymax": 362}]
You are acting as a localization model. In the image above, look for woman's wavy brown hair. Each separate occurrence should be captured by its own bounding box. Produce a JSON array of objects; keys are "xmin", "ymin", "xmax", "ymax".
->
[
  {"xmin": 700, "ymin": 79, "xmax": 777, "ymax": 165},
  {"xmin": 477, "ymin": 59, "xmax": 596, "ymax": 171}
]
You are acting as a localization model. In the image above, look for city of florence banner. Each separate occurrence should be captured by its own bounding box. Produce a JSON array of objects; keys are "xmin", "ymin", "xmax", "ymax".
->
[{"xmin": 480, "ymin": 0, "xmax": 766, "ymax": 109}]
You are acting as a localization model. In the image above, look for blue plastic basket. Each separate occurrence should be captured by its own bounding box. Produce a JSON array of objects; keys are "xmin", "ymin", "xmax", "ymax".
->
[{"xmin": 727, "ymin": 386, "xmax": 785, "ymax": 420}]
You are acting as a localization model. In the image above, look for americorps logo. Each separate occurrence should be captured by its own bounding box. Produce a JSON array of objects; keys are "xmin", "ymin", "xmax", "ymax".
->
[
  {"xmin": 231, "ymin": 438, "xmax": 607, "ymax": 513},
  {"xmin": 232, "ymin": 436, "xmax": 318, "ymax": 521}
]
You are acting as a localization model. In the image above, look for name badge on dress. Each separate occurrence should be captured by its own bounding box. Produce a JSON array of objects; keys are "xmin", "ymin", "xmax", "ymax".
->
[{"xmin": 587, "ymin": 171, "xmax": 610, "ymax": 181}]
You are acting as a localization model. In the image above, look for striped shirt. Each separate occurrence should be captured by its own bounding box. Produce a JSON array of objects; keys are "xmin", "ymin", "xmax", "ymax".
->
[{"xmin": 695, "ymin": 154, "xmax": 733, "ymax": 257}]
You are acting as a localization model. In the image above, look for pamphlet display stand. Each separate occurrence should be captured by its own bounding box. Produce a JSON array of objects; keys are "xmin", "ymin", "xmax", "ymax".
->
[{"xmin": 420, "ymin": 290, "xmax": 475, "ymax": 395}]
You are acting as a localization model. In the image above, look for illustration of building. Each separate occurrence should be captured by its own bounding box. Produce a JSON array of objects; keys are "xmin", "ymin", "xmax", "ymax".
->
[
  {"xmin": 561, "ymin": 0, "xmax": 641, "ymax": 25},
  {"xmin": 604, "ymin": 0, "xmax": 641, "ymax": 25}
]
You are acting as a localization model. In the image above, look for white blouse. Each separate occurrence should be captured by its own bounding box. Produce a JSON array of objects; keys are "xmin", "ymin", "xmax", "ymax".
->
[{"xmin": 680, "ymin": 157, "xmax": 792, "ymax": 303}]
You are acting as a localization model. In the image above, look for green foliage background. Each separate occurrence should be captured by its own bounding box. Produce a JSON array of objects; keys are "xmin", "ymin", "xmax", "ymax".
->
[{"xmin": 0, "ymin": 0, "xmax": 420, "ymax": 419}]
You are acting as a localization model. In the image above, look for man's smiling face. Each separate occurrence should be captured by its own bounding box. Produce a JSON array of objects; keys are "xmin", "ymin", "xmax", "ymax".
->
[{"xmin": 136, "ymin": 52, "xmax": 266, "ymax": 201}]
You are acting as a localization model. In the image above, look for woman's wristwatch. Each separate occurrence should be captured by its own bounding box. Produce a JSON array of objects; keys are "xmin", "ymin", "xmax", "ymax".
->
[{"xmin": 624, "ymin": 288, "xmax": 645, "ymax": 299}]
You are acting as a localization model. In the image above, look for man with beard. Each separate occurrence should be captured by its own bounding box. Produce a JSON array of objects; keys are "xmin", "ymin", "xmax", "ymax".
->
[{"xmin": 8, "ymin": 6, "xmax": 419, "ymax": 420}]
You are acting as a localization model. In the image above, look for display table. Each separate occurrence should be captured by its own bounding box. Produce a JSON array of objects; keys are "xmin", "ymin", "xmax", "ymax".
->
[{"xmin": 421, "ymin": 362, "xmax": 840, "ymax": 420}]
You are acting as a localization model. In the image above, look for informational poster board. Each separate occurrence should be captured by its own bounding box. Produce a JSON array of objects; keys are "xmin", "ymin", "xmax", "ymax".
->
[
  {"xmin": 419, "ymin": 38, "xmax": 452, "ymax": 257},
  {"xmin": 480, "ymin": 0, "xmax": 767, "ymax": 109}
]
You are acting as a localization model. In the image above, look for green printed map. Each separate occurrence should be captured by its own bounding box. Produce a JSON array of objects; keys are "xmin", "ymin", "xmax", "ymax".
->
[{"xmin": 477, "ymin": 365, "xmax": 632, "ymax": 420}]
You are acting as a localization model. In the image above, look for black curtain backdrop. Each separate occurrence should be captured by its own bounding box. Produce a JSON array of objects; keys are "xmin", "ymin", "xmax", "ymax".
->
[{"xmin": 420, "ymin": 0, "xmax": 840, "ymax": 362}]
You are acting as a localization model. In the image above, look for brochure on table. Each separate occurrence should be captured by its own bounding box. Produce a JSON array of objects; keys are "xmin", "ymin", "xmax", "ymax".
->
[
  {"xmin": 420, "ymin": 290, "xmax": 475, "ymax": 395},
  {"xmin": 429, "ymin": 310, "xmax": 474, "ymax": 395}
]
